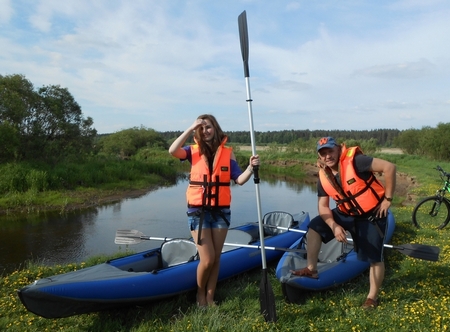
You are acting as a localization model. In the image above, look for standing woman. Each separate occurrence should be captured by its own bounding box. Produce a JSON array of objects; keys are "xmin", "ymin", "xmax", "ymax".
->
[{"xmin": 169, "ymin": 114, "xmax": 259, "ymax": 307}]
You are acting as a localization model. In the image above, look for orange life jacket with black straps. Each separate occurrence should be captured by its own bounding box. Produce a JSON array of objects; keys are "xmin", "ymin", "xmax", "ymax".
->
[
  {"xmin": 187, "ymin": 138, "xmax": 232, "ymax": 209},
  {"xmin": 319, "ymin": 145, "xmax": 385, "ymax": 216}
]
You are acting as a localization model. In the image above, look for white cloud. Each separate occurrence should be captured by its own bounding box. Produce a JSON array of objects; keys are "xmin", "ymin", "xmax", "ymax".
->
[
  {"xmin": 1, "ymin": 0, "xmax": 450, "ymax": 133},
  {"xmin": 381, "ymin": 100, "xmax": 420, "ymax": 109},
  {"xmin": 285, "ymin": 2, "xmax": 301, "ymax": 11},
  {"xmin": 389, "ymin": 0, "xmax": 446, "ymax": 11},
  {"xmin": 353, "ymin": 59, "xmax": 436, "ymax": 79},
  {"xmin": 271, "ymin": 80, "xmax": 311, "ymax": 91},
  {"xmin": 0, "ymin": 0, "xmax": 13, "ymax": 23}
]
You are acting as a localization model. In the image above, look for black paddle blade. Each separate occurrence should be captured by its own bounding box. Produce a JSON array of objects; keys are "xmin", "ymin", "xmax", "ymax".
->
[
  {"xmin": 259, "ymin": 269, "xmax": 277, "ymax": 322},
  {"xmin": 394, "ymin": 243, "xmax": 440, "ymax": 261},
  {"xmin": 238, "ymin": 11, "xmax": 250, "ymax": 77}
]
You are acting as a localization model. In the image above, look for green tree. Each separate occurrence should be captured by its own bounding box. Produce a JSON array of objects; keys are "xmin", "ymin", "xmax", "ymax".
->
[
  {"xmin": 31, "ymin": 85, "xmax": 96, "ymax": 161},
  {"xmin": 0, "ymin": 74, "xmax": 36, "ymax": 126},
  {"xmin": 0, "ymin": 121, "xmax": 20, "ymax": 162},
  {"xmin": 395, "ymin": 129, "xmax": 421, "ymax": 155},
  {"xmin": 432, "ymin": 123, "xmax": 450, "ymax": 160},
  {"xmin": 417, "ymin": 126, "xmax": 436, "ymax": 158},
  {"xmin": 0, "ymin": 74, "xmax": 37, "ymax": 160},
  {"xmin": 97, "ymin": 126, "xmax": 168, "ymax": 159},
  {"xmin": 395, "ymin": 123, "xmax": 450, "ymax": 161},
  {"xmin": 343, "ymin": 138, "xmax": 379, "ymax": 154},
  {"xmin": 0, "ymin": 74, "xmax": 96, "ymax": 163}
]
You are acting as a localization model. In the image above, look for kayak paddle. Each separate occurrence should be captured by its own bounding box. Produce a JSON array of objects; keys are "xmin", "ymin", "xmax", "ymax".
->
[
  {"xmin": 253, "ymin": 223, "xmax": 440, "ymax": 261},
  {"xmin": 114, "ymin": 229, "xmax": 306, "ymax": 253},
  {"xmin": 238, "ymin": 10, "xmax": 276, "ymax": 323}
]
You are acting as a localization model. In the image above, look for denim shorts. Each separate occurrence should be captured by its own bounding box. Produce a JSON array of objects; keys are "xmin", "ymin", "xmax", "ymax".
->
[{"xmin": 188, "ymin": 209, "xmax": 231, "ymax": 231}]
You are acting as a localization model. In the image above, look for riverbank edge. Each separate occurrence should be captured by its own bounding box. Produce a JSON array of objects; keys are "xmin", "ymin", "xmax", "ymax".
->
[
  {"xmin": 0, "ymin": 185, "xmax": 162, "ymax": 216},
  {"xmin": 0, "ymin": 160, "xmax": 416, "ymax": 217}
]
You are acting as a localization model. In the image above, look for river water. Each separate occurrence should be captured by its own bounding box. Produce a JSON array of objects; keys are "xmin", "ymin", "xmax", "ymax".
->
[{"xmin": 0, "ymin": 176, "xmax": 318, "ymax": 274}]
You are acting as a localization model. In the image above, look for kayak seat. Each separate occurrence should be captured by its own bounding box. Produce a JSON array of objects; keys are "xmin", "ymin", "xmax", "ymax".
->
[
  {"xmin": 160, "ymin": 239, "xmax": 198, "ymax": 268},
  {"xmin": 263, "ymin": 211, "xmax": 295, "ymax": 236},
  {"xmin": 305, "ymin": 233, "xmax": 354, "ymax": 263},
  {"xmin": 222, "ymin": 229, "xmax": 253, "ymax": 252}
]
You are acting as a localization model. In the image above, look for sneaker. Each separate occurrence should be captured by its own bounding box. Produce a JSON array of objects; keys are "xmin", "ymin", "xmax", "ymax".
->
[
  {"xmin": 290, "ymin": 267, "xmax": 319, "ymax": 279},
  {"xmin": 361, "ymin": 298, "xmax": 378, "ymax": 309}
]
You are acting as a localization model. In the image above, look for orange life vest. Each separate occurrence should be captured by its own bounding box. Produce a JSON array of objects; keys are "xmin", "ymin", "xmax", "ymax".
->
[
  {"xmin": 186, "ymin": 138, "xmax": 232, "ymax": 209},
  {"xmin": 319, "ymin": 145, "xmax": 385, "ymax": 215}
]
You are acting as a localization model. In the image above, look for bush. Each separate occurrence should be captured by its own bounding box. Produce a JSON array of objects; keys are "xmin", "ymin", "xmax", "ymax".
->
[
  {"xmin": 96, "ymin": 127, "xmax": 168, "ymax": 159},
  {"xmin": 0, "ymin": 163, "xmax": 50, "ymax": 194}
]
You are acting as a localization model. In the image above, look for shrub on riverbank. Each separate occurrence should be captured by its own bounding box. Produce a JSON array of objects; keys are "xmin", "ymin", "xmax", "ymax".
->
[{"xmin": 0, "ymin": 148, "xmax": 179, "ymax": 214}]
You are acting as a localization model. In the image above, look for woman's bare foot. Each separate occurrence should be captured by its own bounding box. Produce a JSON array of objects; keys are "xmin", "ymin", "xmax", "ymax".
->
[{"xmin": 196, "ymin": 293, "xmax": 207, "ymax": 307}]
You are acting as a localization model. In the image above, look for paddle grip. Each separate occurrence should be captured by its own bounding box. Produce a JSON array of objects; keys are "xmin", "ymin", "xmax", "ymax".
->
[{"xmin": 253, "ymin": 165, "xmax": 260, "ymax": 184}]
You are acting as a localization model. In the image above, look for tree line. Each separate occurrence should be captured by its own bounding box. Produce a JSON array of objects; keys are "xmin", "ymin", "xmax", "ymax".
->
[
  {"xmin": 160, "ymin": 128, "xmax": 401, "ymax": 147},
  {"xmin": 395, "ymin": 123, "xmax": 450, "ymax": 161},
  {"xmin": 1, "ymin": 74, "xmax": 449, "ymax": 164}
]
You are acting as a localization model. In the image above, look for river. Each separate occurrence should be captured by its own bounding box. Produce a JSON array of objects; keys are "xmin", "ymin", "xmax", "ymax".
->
[{"xmin": 0, "ymin": 176, "xmax": 318, "ymax": 274}]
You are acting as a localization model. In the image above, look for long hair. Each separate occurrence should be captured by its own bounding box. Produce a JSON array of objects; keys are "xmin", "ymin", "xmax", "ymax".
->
[{"xmin": 194, "ymin": 114, "xmax": 227, "ymax": 161}]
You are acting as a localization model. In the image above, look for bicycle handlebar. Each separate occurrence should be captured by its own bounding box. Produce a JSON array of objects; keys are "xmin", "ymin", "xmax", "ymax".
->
[{"xmin": 436, "ymin": 165, "xmax": 450, "ymax": 179}]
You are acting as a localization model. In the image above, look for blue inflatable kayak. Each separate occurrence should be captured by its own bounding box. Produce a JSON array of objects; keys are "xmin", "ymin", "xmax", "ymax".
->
[
  {"xmin": 276, "ymin": 211, "xmax": 395, "ymax": 303},
  {"xmin": 18, "ymin": 211, "xmax": 310, "ymax": 318}
]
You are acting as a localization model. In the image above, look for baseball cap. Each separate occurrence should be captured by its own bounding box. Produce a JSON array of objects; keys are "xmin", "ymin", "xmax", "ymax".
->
[{"xmin": 316, "ymin": 137, "xmax": 338, "ymax": 152}]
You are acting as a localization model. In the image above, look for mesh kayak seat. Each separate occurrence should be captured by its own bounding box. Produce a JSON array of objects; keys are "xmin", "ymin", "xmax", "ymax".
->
[
  {"xmin": 304, "ymin": 233, "xmax": 354, "ymax": 263},
  {"xmin": 160, "ymin": 239, "xmax": 198, "ymax": 268},
  {"xmin": 263, "ymin": 211, "xmax": 295, "ymax": 236},
  {"xmin": 222, "ymin": 230, "xmax": 253, "ymax": 252}
]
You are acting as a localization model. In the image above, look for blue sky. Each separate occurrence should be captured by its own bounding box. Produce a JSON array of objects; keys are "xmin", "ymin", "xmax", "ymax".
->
[{"xmin": 1, "ymin": 1, "xmax": 449, "ymax": 134}]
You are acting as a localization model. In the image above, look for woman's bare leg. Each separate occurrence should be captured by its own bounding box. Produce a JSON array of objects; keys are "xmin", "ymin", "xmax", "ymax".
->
[
  {"xmin": 192, "ymin": 228, "xmax": 215, "ymax": 307},
  {"xmin": 205, "ymin": 228, "xmax": 228, "ymax": 305}
]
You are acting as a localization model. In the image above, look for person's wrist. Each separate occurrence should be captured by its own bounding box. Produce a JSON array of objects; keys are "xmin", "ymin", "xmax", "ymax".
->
[
  {"xmin": 384, "ymin": 196, "xmax": 393, "ymax": 202},
  {"xmin": 247, "ymin": 165, "xmax": 254, "ymax": 174}
]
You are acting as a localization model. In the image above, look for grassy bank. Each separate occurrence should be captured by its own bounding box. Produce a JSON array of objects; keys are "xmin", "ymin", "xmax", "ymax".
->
[
  {"xmin": 1, "ymin": 152, "xmax": 450, "ymax": 331},
  {"xmin": 0, "ymin": 149, "xmax": 183, "ymax": 215}
]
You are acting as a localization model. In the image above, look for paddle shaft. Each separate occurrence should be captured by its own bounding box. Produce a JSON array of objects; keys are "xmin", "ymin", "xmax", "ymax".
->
[
  {"xmin": 238, "ymin": 11, "xmax": 266, "ymax": 268},
  {"xmin": 256, "ymin": 223, "xmax": 440, "ymax": 261},
  {"xmin": 114, "ymin": 232, "xmax": 306, "ymax": 253},
  {"xmin": 238, "ymin": 10, "xmax": 276, "ymax": 323},
  {"xmin": 257, "ymin": 222, "xmax": 406, "ymax": 244}
]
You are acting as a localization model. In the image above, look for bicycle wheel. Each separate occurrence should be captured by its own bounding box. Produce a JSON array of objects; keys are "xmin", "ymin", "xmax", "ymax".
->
[{"xmin": 412, "ymin": 196, "xmax": 450, "ymax": 229}]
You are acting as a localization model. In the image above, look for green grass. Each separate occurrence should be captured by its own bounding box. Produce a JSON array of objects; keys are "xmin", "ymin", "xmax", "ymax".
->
[
  {"xmin": 1, "ymin": 153, "xmax": 450, "ymax": 331},
  {"xmin": 0, "ymin": 151, "xmax": 181, "ymax": 214}
]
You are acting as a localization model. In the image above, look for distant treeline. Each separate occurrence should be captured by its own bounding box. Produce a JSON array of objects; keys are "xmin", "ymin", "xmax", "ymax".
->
[
  {"xmin": 3, "ymin": 73, "xmax": 450, "ymax": 164},
  {"xmin": 160, "ymin": 129, "xmax": 401, "ymax": 146}
]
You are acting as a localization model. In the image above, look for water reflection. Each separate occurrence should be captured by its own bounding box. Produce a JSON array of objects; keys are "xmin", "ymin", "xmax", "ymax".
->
[{"xmin": 0, "ymin": 176, "xmax": 318, "ymax": 274}]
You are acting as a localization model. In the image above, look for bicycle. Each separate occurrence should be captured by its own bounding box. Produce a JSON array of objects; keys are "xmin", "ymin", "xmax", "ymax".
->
[{"xmin": 412, "ymin": 165, "xmax": 450, "ymax": 229}]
